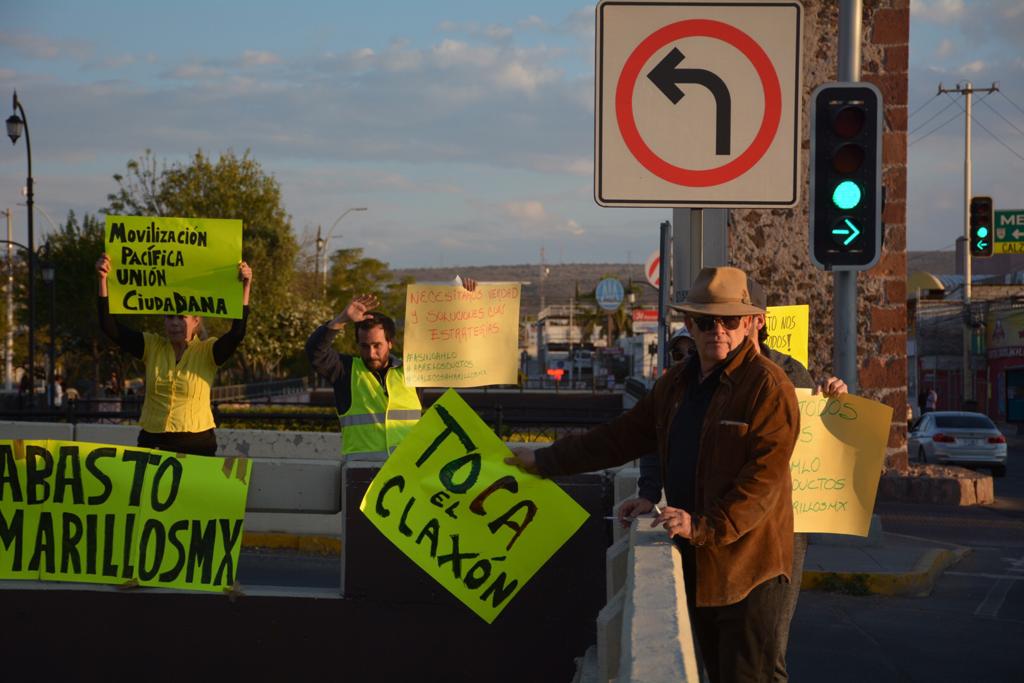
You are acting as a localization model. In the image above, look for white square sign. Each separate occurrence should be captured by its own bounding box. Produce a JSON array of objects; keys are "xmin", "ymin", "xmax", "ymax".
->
[{"xmin": 595, "ymin": 0, "xmax": 803, "ymax": 207}]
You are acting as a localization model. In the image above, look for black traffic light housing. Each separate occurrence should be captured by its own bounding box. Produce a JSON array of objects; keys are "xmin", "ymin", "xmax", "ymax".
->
[
  {"xmin": 969, "ymin": 196, "xmax": 994, "ymax": 257},
  {"xmin": 809, "ymin": 82, "xmax": 883, "ymax": 271}
]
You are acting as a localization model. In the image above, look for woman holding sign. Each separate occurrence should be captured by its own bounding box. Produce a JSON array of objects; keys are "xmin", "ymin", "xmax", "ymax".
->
[{"xmin": 95, "ymin": 253, "xmax": 253, "ymax": 456}]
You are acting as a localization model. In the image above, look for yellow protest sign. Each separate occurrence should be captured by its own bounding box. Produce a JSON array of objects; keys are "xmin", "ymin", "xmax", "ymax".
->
[
  {"xmin": 134, "ymin": 451, "xmax": 250, "ymax": 591},
  {"xmin": 403, "ymin": 283, "xmax": 521, "ymax": 387},
  {"xmin": 360, "ymin": 389, "xmax": 588, "ymax": 623},
  {"xmin": 765, "ymin": 304, "xmax": 809, "ymax": 368},
  {"xmin": 0, "ymin": 440, "xmax": 250, "ymax": 592},
  {"xmin": 105, "ymin": 215, "xmax": 243, "ymax": 319},
  {"xmin": 791, "ymin": 389, "xmax": 893, "ymax": 536}
]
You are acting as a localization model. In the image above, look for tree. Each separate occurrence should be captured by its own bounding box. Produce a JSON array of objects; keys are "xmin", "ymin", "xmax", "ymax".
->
[
  {"xmin": 324, "ymin": 247, "xmax": 414, "ymax": 353},
  {"xmin": 106, "ymin": 149, "xmax": 308, "ymax": 380},
  {"xmin": 43, "ymin": 210, "xmax": 135, "ymax": 395}
]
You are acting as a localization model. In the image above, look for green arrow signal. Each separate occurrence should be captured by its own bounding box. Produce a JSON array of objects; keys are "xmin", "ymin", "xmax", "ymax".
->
[{"xmin": 832, "ymin": 218, "xmax": 861, "ymax": 246}]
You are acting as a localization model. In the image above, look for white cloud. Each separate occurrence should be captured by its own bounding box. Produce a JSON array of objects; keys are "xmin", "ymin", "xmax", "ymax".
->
[
  {"xmin": 0, "ymin": 32, "xmax": 91, "ymax": 61},
  {"xmin": 519, "ymin": 16, "xmax": 547, "ymax": 30},
  {"xmin": 165, "ymin": 63, "xmax": 226, "ymax": 80},
  {"xmin": 496, "ymin": 61, "xmax": 560, "ymax": 94},
  {"xmin": 504, "ymin": 200, "xmax": 548, "ymax": 222},
  {"xmin": 242, "ymin": 50, "xmax": 281, "ymax": 67},
  {"xmin": 911, "ymin": 0, "xmax": 965, "ymax": 23},
  {"xmin": 935, "ymin": 38, "xmax": 954, "ymax": 58},
  {"xmin": 958, "ymin": 59, "xmax": 986, "ymax": 74},
  {"xmin": 564, "ymin": 218, "xmax": 584, "ymax": 236}
]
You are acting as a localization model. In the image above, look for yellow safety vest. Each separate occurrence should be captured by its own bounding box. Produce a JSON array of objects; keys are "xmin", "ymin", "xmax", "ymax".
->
[{"xmin": 339, "ymin": 357, "xmax": 421, "ymax": 458}]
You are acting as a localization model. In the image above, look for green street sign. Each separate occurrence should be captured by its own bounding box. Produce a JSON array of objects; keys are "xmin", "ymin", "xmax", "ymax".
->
[{"xmin": 995, "ymin": 209, "xmax": 1024, "ymax": 254}]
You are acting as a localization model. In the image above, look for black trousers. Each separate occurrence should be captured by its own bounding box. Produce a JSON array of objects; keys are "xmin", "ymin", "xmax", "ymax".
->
[
  {"xmin": 773, "ymin": 532, "xmax": 808, "ymax": 682},
  {"xmin": 680, "ymin": 544, "xmax": 788, "ymax": 683},
  {"xmin": 137, "ymin": 429, "xmax": 218, "ymax": 457}
]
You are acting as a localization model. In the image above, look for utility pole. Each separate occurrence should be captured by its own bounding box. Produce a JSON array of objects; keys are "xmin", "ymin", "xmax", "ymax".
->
[
  {"xmin": 537, "ymin": 248, "xmax": 549, "ymax": 375},
  {"xmin": 3, "ymin": 208, "xmax": 11, "ymax": 391},
  {"xmin": 938, "ymin": 81, "xmax": 999, "ymax": 403}
]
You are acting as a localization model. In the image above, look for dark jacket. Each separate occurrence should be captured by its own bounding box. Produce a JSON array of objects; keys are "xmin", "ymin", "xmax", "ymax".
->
[
  {"xmin": 536, "ymin": 338, "xmax": 799, "ymax": 607},
  {"xmin": 306, "ymin": 323, "xmax": 415, "ymax": 415}
]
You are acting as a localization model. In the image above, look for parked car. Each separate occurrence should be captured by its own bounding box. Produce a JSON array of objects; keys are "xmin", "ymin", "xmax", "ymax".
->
[{"xmin": 908, "ymin": 411, "xmax": 1007, "ymax": 477}]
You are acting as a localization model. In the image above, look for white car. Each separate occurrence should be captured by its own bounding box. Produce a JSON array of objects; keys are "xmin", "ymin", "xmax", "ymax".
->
[{"xmin": 908, "ymin": 411, "xmax": 1007, "ymax": 477}]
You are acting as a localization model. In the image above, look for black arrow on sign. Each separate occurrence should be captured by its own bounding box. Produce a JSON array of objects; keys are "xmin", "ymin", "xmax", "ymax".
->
[{"xmin": 647, "ymin": 47, "xmax": 732, "ymax": 156}]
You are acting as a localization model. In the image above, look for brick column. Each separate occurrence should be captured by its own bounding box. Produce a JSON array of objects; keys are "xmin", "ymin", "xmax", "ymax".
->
[{"xmin": 731, "ymin": 1, "xmax": 909, "ymax": 471}]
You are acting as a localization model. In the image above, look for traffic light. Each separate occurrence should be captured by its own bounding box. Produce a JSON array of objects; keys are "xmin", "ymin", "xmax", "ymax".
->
[
  {"xmin": 809, "ymin": 82, "xmax": 883, "ymax": 270},
  {"xmin": 969, "ymin": 196, "xmax": 994, "ymax": 257}
]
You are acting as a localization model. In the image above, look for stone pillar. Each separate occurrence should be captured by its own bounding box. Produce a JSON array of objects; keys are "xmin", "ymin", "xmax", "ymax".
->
[{"xmin": 730, "ymin": 0, "xmax": 910, "ymax": 472}]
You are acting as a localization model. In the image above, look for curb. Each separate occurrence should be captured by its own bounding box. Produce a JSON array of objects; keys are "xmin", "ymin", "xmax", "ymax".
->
[
  {"xmin": 242, "ymin": 532, "xmax": 342, "ymax": 555},
  {"xmin": 802, "ymin": 545, "xmax": 970, "ymax": 597}
]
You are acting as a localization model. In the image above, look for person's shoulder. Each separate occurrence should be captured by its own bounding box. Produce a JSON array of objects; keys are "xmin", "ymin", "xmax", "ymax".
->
[
  {"xmin": 764, "ymin": 347, "xmax": 813, "ymax": 388},
  {"xmin": 745, "ymin": 349, "xmax": 793, "ymax": 390}
]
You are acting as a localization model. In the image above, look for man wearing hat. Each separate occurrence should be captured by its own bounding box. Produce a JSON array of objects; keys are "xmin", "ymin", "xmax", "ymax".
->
[{"xmin": 509, "ymin": 266, "xmax": 799, "ymax": 683}]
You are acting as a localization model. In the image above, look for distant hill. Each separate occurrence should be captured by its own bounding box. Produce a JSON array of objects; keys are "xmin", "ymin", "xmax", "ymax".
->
[
  {"xmin": 908, "ymin": 251, "xmax": 955, "ymax": 275},
  {"xmin": 393, "ymin": 263, "xmax": 660, "ymax": 316},
  {"xmin": 395, "ymin": 255, "xmax": 967, "ymax": 313}
]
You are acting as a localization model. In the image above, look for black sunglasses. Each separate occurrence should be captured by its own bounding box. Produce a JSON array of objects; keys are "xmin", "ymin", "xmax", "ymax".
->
[{"xmin": 690, "ymin": 315, "xmax": 744, "ymax": 332}]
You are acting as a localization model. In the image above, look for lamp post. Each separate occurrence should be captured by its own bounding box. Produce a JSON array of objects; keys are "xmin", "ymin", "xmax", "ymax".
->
[
  {"xmin": 319, "ymin": 207, "xmax": 366, "ymax": 294},
  {"xmin": 6, "ymin": 91, "xmax": 34, "ymax": 405},
  {"xmin": 41, "ymin": 243, "xmax": 55, "ymax": 408}
]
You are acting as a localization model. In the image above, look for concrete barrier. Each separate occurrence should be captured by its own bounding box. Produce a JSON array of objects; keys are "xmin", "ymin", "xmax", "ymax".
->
[
  {"xmin": 0, "ymin": 420, "xmax": 73, "ymax": 441},
  {"xmin": 0, "ymin": 421, "xmax": 345, "ymax": 542},
  {"xmin": 574, "ymin": 465, "xmax": 700, "ymax": 682}
]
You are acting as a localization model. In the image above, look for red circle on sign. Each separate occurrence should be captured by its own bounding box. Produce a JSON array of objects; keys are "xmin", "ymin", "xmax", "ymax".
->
[{"xmin": 615, "ymin": 19, "xmax": 782, "ymax": 187}]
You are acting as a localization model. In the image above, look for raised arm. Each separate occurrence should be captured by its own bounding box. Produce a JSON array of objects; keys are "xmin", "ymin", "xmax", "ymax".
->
[
  {"xmin": 305, "ymin": 294, "xmax": 379, "ymax": 381},
  {"xmin": 213, "ymin": 261, "xmax": 253, "ymax": 365},
  {"xmin": 96, "ymin": 253, "xmax": 144, "ymax": 359}
]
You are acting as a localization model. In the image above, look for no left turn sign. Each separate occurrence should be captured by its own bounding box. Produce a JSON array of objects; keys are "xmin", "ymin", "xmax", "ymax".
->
[{"xmin": 595, "ymin": 1, "xmax": 803, "ymax": 208}]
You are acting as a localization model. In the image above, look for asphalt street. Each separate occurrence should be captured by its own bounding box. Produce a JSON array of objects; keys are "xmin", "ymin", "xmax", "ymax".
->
[
  {"xmin": 788, "ymin": 443, "xmax": 1024, "ymax": 683},
  {"xmin": 234, "ymin": 442, "xmax": 1024, "ymax": 681}
]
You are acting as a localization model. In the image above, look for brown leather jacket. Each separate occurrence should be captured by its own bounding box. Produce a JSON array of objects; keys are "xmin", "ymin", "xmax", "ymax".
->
[{"xmin": 535, "ymin": 338, "xmax": 799, "ymax": 607}]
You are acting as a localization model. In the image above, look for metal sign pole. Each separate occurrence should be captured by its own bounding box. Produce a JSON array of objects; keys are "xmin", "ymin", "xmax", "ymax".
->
[
  {"xmin": 658, "ymin": 221, "xmax": 671, "ymax": 374},
  {"xmin": 834, "ymin": 0, "xmax": 862, "ymax": 393}
]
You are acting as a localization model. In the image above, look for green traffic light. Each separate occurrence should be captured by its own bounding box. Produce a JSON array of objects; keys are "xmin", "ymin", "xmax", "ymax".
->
[
  {"xmin": 832, "ymin": 180, "xmax": 862, "ymax": 210},
  {"xmin": 977, "ymin": 226, "xmax": 989, "ymax": 238}
]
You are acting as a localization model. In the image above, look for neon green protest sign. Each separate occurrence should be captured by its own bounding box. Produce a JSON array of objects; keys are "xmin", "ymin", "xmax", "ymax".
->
[
  {"xmin": 105, "ymin": 215, "xmax": 244, "ymax": 319},
  {"xmin": 0, "ymin": 440, "xmax": 251, "ymax": 592}
]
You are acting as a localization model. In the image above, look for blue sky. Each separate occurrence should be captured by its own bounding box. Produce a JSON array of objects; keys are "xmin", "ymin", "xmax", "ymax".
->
[{"xmin": 1, "ymin": 1, "xmax": 1022, "ymax": 268}]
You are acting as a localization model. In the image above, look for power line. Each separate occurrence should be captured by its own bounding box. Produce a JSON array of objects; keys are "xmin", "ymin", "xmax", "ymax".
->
[
  {"xmin": 971, "ymin": 111, "xmax": 1024, "ymax": 163},
  {"xmin": 979, "ymin": 98, "xmax": 1024, "ymax": 138},
  {"xmin": 908, "ymin": 91, "xmax": 943, "ymax": 121},
  {"xmin": 909, "ymin": 109, "xmax": 962, "ymax": 146},
  {"xmin": 997, "ymin": 90, "xmax": 1024, "ymax": 119},
  {"xmin": 909, "ymin": 94, "xmax": 961, "ymax": 135}
]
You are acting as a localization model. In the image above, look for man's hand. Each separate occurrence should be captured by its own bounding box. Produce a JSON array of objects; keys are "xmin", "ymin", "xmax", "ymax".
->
[
  {"xmin": 462, "ymin": 277, "xmax": 478, "ymax": 292},
  {"xmin": 814, "ymin": 376, "xmax": 848, "ymax": 398},
  {"xmin": 330, "ymin": 294, "xmax": 379, "ymax": 329},
  {"xmin": 652, "ymin": 505, "xmax": 693, "ymax": 540},
  {"xmin": 504, "ymin": 446, "xmax": 539, "ymax": 474},
  {"xmin": 617, "ymin": 497, "xmax": 655, "ymax": 527}
]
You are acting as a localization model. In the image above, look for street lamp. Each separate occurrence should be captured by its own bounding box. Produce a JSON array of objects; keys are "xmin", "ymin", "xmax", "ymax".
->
[
  {"xmin": 6, "ymin": 91, "xmax": 35, "ymax": 406},
  {"xmin": 319, "ymin": 207, "xmax": 366, "ymax": 293},
  {"xmin": 41, "ymin": 245, "xmax": 55, "ymax": 409}
]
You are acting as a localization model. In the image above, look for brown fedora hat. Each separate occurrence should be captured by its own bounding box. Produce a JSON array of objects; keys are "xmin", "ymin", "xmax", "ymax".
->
[{"xmin": 672, "ymin": 266, "xmax": 765, "ymax": 316}]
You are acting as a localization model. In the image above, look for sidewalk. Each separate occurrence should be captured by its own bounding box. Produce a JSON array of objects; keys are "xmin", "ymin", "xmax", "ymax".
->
[{"xmin": 802, "ymin": 529, "xmax": 969, "ymax": 596}]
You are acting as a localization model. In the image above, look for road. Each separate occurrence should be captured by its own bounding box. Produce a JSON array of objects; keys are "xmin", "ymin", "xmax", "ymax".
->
[
  {"xmin": 788, "ymin": 442, "xmax": 1024, "ymax": 682},
  {"xmin": 232, "ymin": 440, "xmax": 1024, "ymax": 681}
]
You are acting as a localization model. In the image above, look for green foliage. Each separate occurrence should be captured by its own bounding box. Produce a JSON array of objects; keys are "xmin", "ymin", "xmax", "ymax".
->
[
  {"xmin": 42, "ymin": 211, "xmax": 139, "ymax": 393},
  {"xmin": 105, "ymin": 149, "xmax": 313, "ymax": 380},
  {"xmin": 325, "ymin": 247, "xmax": 414, "ymax": 353},
  {"xmin": 215, "ymin": 404, "xmax": 336, "ymax": 432}
]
